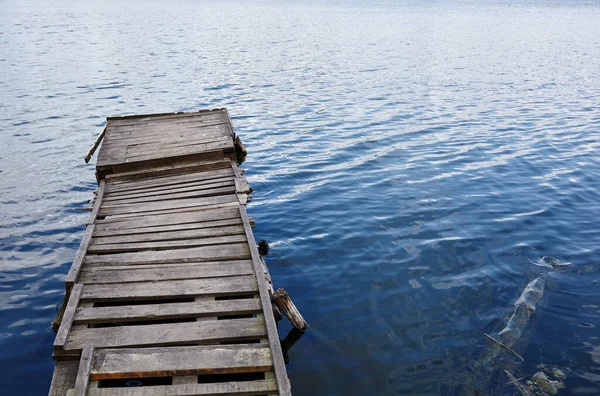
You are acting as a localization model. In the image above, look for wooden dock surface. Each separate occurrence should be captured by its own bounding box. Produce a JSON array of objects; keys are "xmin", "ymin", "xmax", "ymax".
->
[{"xmin": 50, "ymin": 109, "xmax": 291, "ymax": 395}]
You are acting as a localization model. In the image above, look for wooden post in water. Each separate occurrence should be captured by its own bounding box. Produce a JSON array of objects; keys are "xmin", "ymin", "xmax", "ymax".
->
[{"xmin": 272, "ymin": 288, "xmax": 308, "ymax": 331}]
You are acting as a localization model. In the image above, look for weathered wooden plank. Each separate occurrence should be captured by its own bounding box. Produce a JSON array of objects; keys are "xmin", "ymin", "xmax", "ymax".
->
[
  {"xmin": 109, "ymin": 111, "xmax": 227, "ymax": 123},
  {"xmin": 99, "ymin": 195, "xmax": 238, "ymax": 216},
  {"xmin": 94, "ymin": 206, "xmax": 240, "ymax": 228},
  {"xmin": 48, "ymin": 360, "xmax": 79, "ymax": 396},
  {"xmin": 81, "ymin": 262, "xmax": 231, "ymax": 271},
  {"xmin": 91, "ymin": 225, "xmax": 245, "ymax": 245},
  {"xmin": 123, "ymin": 135, "xmax": 233, "ymax": 154},
  {"xmin": 79, "ymin": 259, "xmax": 253, "ymax": 284},
  {"xmin": 103, "ymin": 122, "xmax": 231, "ymax": 140},
  {"xmin": 103, "ymin": 129, "xmax": 232, "ymax": 149},
  {"xmin": 54, "ymin": 284, "xmax": 83, "ymax": 350},
  {"xmin": 87, "ymin": 234, "xmax": 248, "ymax": 254},
  {"xmin": 86, "ymin": 180, "xmax": 105, "ymax": 225},
  {"xmin": 235, "ymin": 178, "xmax": 251, "ymax": 194},
  {"xmin": 99, "ymin": 152, "xmax": 228, "ymax": 180},
  {"xmin": 107, "ymin": 120, "xmax": 231, "ymax": 136},
  {"xmin": 65, "ymin": 224, "xmax": 96, "ymax": 288},
  {"xmin": 101, "ymin": 194, "xmax": 237, "ymax": 209},
  {"xmin": 103, "ymin": 159, "xmax": 232, "ymax": 184},
  {"xmin": 103, "ymin": 139, "xmax": 233, "ymax": 160},
  {"xmin": 100, "ymin": 201, "xmax": 240, "ymax": 220},
  {"xmin": 106, "ymin": 143, "xmax": 232, "ymax": 164},
  {"xmin": 239, "ymin": 206, "xmax": 291, "ymax": 396},
  {"xmin": 102, "ymin": 186, "xmax": 236, "ymax": 206},
  {"xmin": 107, "ymin": 110, "xmax": 228, "ymax": 125},
  {"xmin": 99, "ymin": 140, "xmax": 232, "ymax": 167},
  {"xmin": 93, "ymin": 218, "xmax": 242, "ymax": 238},
  {"xmin": 81, "ymin": 275, "xmax": 257, "ymax": 301},
  {"xmin": 107, "ymin": 118, "xmax": 229, "ymax": 131},
  {"xmin": 106, "ymin": 168, "xmax": 234, "ymax": 188},
  {"xmin": 80, "ymin": 260, "xmax": 251, "ymax": 273},
  {"xmin": 230, "ymin": 159, "xmax": 244, "ymax": 178},
  {"xmin": 84, "ymin": 380, "xmax": 278, "ymax": 396},
  {"xmin": 98, "ymin": 150, "xmax": 228, "ymax": 172},
  {"xmin": 74, "ymin": 298, "xmax": 261, "ymax": 324},
  {"xmin": 105, "ymin": 178, "xmax": 234, "ymax": 199},
  {"xmin": 65, "ymin": 318, "xmax": 267, "ymax": 351},
  {"xmin": 72, "ymin": 345, "xmax": 94, "ymax": 396},
  {"xmin": 84, "ymin": 243, "xmax": 250, "ymax": 266},
  {"xmin": 91, "ymin": 344, "xmax": 272, "ymax": 379},
  {"xmin": 105, "ymin": 175, "xmax": 235, "ymax": 197},
  {"xmin": 107, "ymin": 166, "xmax": 234, "ymax": 187}
]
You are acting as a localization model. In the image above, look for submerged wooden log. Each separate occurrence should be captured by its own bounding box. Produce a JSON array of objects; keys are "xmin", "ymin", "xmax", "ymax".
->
[
  {"xmin": 272, "ymin": 288, "xmax": 308, "ymax": 331},
  {"xmin": 497, "ymin": 276, "xmax": 545, "ymax": 347}
]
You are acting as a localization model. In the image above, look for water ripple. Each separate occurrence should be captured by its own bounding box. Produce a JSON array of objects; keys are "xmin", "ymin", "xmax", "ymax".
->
[{"xmin": 1, "ymin": 0, "xmax": 600, "ymax": 394}]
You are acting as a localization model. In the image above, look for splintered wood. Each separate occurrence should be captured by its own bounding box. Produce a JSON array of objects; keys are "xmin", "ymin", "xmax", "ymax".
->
[{"xmin": 49, "ymin": 109, "xmax": 291, "ymax": 396}]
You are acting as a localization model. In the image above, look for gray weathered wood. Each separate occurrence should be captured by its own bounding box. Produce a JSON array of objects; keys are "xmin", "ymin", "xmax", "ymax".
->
[
  {"xmin": 101, "ymin": 125, "xmax": 231, "ymax": 145},
  {"xmin": 93, "ymin": 218, "xmax": 242, "ymax": 238},
  {"xmin": 106, "ymin": 171, "xmax": 234, "ymax": 193},
  {"xmin": 106, "ymin": 119, "xmax": 230, "ymax": 136},
  {"xmin": 65, "ymin": 318, "xmax": 267, "ymax": 351},
  {"xmin": 104, "ymin": 179, "xmax": 234, "ymax": 200},
  {"xmin": 91, "ymin": 225, "xmax": 245, "ymax": 245},
  {"xmin": 88, "ymin": 234, "xmax": 247, "ymax": 254},
  {"xmin": 65, "ymin": 224, "xmax": 95, "ymax": 288},
  {"xmin": 103, "ymin": 159, "xmax": 232, "ymax": 183},
  {"xmin": 48, "ymin": 360, "xmax": 79, "ymax": 396},
  {"xmin": 74, "ymin": 298, "xmax": 261, "ymax": 324},
  {"xmin": 100, "ymin": 201, "xmax": 241, "ymax": 220},
  {"xmin": 72, "ymin": 345, "xmax": 94, "ymax": 396},
  {"xmin": 235, "ymin": 177, "xmax": 251, "ymax": 194},
  {"xmin": 91, "ymin": 344, "xmax": 272, "ymax": 379},
  {"xmin": 81, "ymin": 261, "xmax": 237, "ymax": 271},
  {"xmin": 239, "ymin": 206, "xmax": 291, "ymax": 396},
  {"xmin": 230, "ymin": 159, "xmax": 244, "ymax": 178},
  {"xmin": 81, "ymin": 275, "xmax": 257, "ymax": 300},
  {"xmin": 83, "ymin": 243, "xmax": 250, "ymax": 266},
  {"xmin": 107, "ymin": 109, "xmax": 228, "ymax": 125},
  {"xmin": 83, "ymin": 380, "xmax": 278, "ymax": 396},
  {"xmin": 103, "ymin": 151, "xmax": 226, "ymax": 177},
  {"xmin": 102, "ymin": 186, "xmax": 236, "ymax": 205},
  {"xmin": 98, "ymin": 140, "xmax": 232, "ymax": 167},
  {"xmin": 94, "ymin": 206, "xmax": 240, "ymax": 228},
  {"xmin": 99, "ymin": 195, "xmax": 238, "ymax": 216},
  {"xmin": 78, "ymin": 259, "xmax": 253, "ymax": 283},
  {"xmin": 103, "ymin": 132, "xmax": 232, "ymax": 152},
  {"xmin": 86, "ymin": 180, "xmax": 105, "ymax": 225},
  {"xmin": 54, "ymin": 284, "xmax": 83, "ymax": 350}
]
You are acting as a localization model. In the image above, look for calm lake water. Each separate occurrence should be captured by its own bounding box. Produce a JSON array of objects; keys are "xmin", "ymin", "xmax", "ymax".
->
[{"xmin": 1, "ymin": 0, "xmax": 600, "ymax": 394}]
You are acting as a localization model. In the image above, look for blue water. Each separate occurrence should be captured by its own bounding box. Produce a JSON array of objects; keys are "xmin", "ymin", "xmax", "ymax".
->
[{"xmin": 1, "ymin": 0, "xmax": 600, "ymax": 394}]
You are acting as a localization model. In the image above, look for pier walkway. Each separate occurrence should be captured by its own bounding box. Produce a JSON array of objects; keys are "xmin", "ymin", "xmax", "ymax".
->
[{"xmin": 49, "ymin": 109, "xmax": 290, "ymax": 396}]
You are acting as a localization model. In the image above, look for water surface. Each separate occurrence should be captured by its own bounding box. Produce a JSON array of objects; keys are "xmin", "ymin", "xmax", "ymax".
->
[{"xmin": 1, "ymin": 0, "xmax": 600, "ymax": 394}]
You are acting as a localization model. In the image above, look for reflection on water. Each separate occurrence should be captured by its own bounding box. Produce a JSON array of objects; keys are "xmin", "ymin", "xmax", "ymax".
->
[{"xmin": 1, "ymin": 0, "xmax": 600, "ymax": 394}]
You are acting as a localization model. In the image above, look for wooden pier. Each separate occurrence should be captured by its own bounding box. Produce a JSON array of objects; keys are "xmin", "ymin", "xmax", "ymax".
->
[{"xmin": 49, "ymin": 109, "xmax": 291, "ymax": 395}]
